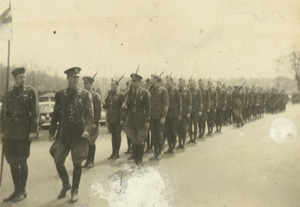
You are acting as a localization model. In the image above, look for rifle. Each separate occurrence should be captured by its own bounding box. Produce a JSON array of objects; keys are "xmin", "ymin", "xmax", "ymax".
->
[
  {"xmin": 158, "ymin": 69, "xmax": 165, "ymax": 78},
  {"xmin": 238, "ymin": 81, "xmax": 247, "ymax": 91}
]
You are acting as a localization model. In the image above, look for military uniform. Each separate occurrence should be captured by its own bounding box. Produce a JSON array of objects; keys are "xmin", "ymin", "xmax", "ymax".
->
[
  {"xmin": 49, "ymin": 67, "xmax": 94, "ymax": 202},
  {"xmin": 198, "ymin": 86, "xmax": 210, "ymax": 137},
  {"xmin": 207, "ymin": 88, "xmax": 217, "ymax": 134},
  {"xmin": 188, "ymin": 87, "xmax": 203, "ymax": 142},
  {"xmin": 150, "ymin": 84, "xmax": 169, "ymax": 159},
  {"xmin": 0, "ymin": 69, "xmax": 39, "ymax": 202},
  {"xmin": 178, "ymin": 86, "xmax": 191, "ymax": 148},
  {"xmin": 104, "ymin": 89, "xmax": 125, "ymax": 159},
  {"xmin": 165, "ymin": 85, "xmax": 182, "ymax": 153},
  {"xmin": 123, "ymin": 74, "xmax": 151, "ymax": 165},
  {"xmin": 232, "ymin": 86, "xmax": 244, "ymax": 127},
  {"xmin": 216, "ymin": 87, "xmax": 226, "ymax": 132}
]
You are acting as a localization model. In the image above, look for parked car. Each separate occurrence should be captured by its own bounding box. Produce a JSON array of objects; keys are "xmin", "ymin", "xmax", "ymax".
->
[
  {"xmin": 99, "ymin": 107, "xmax": 106, "ymax": 126},
  {"xmin": 39, "ymin": 101, "xmax": 55, "ymax": 129}
]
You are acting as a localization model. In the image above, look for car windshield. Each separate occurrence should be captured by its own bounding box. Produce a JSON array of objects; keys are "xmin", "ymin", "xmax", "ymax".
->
[{"xmin": 40, "ymin": 104, "xmax": 54, "ymax": 113}]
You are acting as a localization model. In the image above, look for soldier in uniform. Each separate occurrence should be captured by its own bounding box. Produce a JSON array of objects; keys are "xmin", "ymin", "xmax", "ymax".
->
[
  {"xmin": 122, "ymin": 73, "xmax": 150, "ymax": 166},
  {"xmin": 103, "ymin": 78, "xmax": 125, "ymax": 159},
  {"xmin": 82, "ymin": 76, "xmax": 102, "ymax": 168},
  {"xmin": 165, "ymin": 76, "xmax": 182, "ymax": 154},
  {"xmin": 198, "ymin": 79, "xmax": 210, "ymax": 138},
  {"xmin": 0, "ymin": 67, "xmax": 39, "ymax": 202},
  {"xmin": 149, "ymin": 74, "xmax": 169, "ymax": 160},
  {"xmin": 207, "ymin": 81, "xmax": 217, "ymax": 135},
  {"xmin": 225, "ymin": 85, "xmax": 233, "ymax": 125},
  {"xmin": 215, "ymin": 82, "xmax": 226, "ymax": 133},
  {"xmin": 187, "ymin": 79, "xmax": 203, "ymax": 143},
  {"xmin": 49, "ymin": 67, "xmax": 94, "ymax": 203},
  {"xmin": 232, "ymin": 85, "xmax": 244, "ymax": 127},
  {"xmin": 177, "ymin": 78, "xmax": 191, "ymax": 149}
]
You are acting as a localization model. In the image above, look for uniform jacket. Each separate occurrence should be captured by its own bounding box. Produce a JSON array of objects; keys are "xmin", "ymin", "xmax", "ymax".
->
[
  {"xmin": 103, "ymin": 90, "xmax": 124, "ymax": 124},
  {"xmin": 124, "ymin": 86, "xmax": 151, "ymax": 128},
  {"xmin": 179, "ymin": 87, "xmax": 191, "ymax": 115},
  {"xmin": 91, "ymin": 90, "xmax": 102, "ymax": 126},
  {"xmin": 209, "ymin": 88, "xmax": 217, "ymax": 110},
  {"xmin": 226, "ymin": 91, "xmax": 232, "ymax": 109},
  {"xmin": 190, "ymin": 87, "xmax": 203, "ymax": 113},
  {"xmin": 49, "ymin": 87, "xmax": 94, "ymax": 144},
  {"xmin": 0, "ymin": 85, "xmax": 39, "ymax": 140},
  {"xmin": 200, "ymin": 87, "xmax": 210, "ymax": 110},
  {"xmin": 216, "ymin": 88, "xmax": 226, "ymax": 109},
  {"xmin": 150, "ymin": 85, "xmax": 169, "ymax": 119},
  {"xmin": 166, "ymin": 86, "xmax": 182, "ymax": 119}
]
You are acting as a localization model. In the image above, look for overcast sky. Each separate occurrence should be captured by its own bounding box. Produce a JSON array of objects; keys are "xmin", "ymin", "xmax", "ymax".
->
[{"xmin": 0, "ymin": 0, "xmax": 299, "ymax": 79}]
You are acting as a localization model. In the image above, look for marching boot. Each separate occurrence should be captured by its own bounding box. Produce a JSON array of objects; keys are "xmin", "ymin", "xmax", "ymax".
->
[
  {"xmin": 70, "ymin": 166, "xmax": 82, "ymax": 203},
  {"xmin": 4, "ymin": 165, "xmax": 20, "ymax": 202},
  {"xmin": 125, "ymin": 137, "xmax": 132, "ymax": 154},
  {"xmin": 56, "ymin": 165, "xmax": 71, "ymax": 199},
  {"xmin": 113, "ymin": 141, "xmax": 121, "ymax": 159},
  {"xmin": 87, "ymin": 145, "xmax": 95, "ymax": 168},
  {"xmin": 108, "ymin": 139, "xmax": 115, "ymax": 159},
  {"xmin": 13, "ymin": 164, "xmax": 28, "ymax": 202},
  {"xmin": 155, "ymin": 147, "xmax": 162, "ymax": 160}
]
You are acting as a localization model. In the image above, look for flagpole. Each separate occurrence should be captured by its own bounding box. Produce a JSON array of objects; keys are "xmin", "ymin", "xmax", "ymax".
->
[{"xmin": 0, "ymin": 1, "xmax": 12, "ymax": 187}]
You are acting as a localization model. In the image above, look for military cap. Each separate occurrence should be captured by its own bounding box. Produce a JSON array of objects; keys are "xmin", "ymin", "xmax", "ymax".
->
[
  {"xmin": 64, "ymin": 67, "xmax": 81, "ymax": 77},
  {"xmin": 12, "ymin": 67, "xmax": 25, "ymax": 77},
  {"xmin": 130, "ymin": 73, "xmax": 143, "ymax": 81},
  {"xmin": 151, "ymin": 74, "xmax": 162, "ymax": 82},
  {"xmin": 111, "ymin": 79, "xmax": 119, "ymax": 86},
  {"xmin": 82, "ymin": 76, "xmax": 94, "ymax": 83},
  {"xmin": 166, "ymin": 75, "xmax": 173, "ymax": 81}
]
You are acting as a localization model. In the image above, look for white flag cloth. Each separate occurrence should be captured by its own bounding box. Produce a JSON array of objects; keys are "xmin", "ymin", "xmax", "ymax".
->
[{"xmin": 0, "ymin": 7, "xmax": 13, "ymax": 40}]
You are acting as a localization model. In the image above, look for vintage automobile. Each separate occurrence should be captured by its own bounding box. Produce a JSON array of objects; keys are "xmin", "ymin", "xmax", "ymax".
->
[{"xmin": 39, "ymin": 101, "xmax": 55, "ymax": 129}]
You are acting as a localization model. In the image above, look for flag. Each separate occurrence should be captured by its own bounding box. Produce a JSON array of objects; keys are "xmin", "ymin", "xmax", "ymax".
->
[{"xmin": 0, "ymin": 6, "xmax": 12, "ymax": 40}]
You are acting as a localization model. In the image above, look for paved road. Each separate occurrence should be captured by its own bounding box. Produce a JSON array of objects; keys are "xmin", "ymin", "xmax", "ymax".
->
[{"xmin": 0, "ymin": 104, "xmax": 299, "ymax": 207}]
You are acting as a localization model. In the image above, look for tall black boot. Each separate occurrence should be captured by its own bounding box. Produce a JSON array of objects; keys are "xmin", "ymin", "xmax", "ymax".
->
[
  {"xmin": 3, "ymin": 165, "xmax": 19, "ymax": 202},
  {"xmin": 132, "ymin": 144, "xmax": 138, "ymax": 164},
  {"xmin": 82, "ymin": 146, "xmax": 91, "ymax": 168},
  {"xmin": 56, "ymin": 165, "xmax": 71, "ymax": 199},
  {"xmin": 13, "ymin": 164, "xmax": 28, "ymax": 202},
  {"xmin": 125, "ymin": 137, "xmax": 132, "ymax": 154},
  {"xmin": 108, "ymin": 139, "xmax": 115, "ymax": 159},
  {"xmin": 87, "ymin": 145, "xmax": 96, "ymax": 168},
  {"xmin": 71, "ymin": 166, "xmax": 82, "ymax": 203},
  {"xmin": 113, "ymin": 141, "xmax": 121, "ymax": 159}
]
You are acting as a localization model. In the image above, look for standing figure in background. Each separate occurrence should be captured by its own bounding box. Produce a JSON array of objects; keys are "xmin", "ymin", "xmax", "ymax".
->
[
  {"xmin": 215, "ymin": 82, "xmax": 226, "ymax": 133},
  {"xmin": 207, "ymin": 81, "xmax": 217, "ymax": 135},
  {"xmin": 104, "ymin": 79, "xmax": 125, "ymax": 160},
  {"xmin": 82, "ymin": 76, "xmax": 101, "ymax": 168}
]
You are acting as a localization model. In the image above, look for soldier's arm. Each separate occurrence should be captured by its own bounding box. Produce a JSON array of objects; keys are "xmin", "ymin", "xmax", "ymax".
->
[
  {"xmin": 0, "ymin": 93, "xmax": 7, "ymax": 134},
  {"xmin": 224, "ymin": 91, "xmax": 227, "ymax": 108},
  {"xmin": 29, "ymin": 87, "xmax": 40, "ymax": 133},
  {"xmin": 161, "ymin": 88, "xmax": 169, "ymax": 118},
  {"xmin": 93, "ymin": 93, "xmax": 102, "ymax": 126},
  {"xmin": 84, "ymin": 92, "xmax": 94, "ymax": 134},
  {"xmin": 199, "ymin": 90, "xmax": 203, "ymax": 111},
  {"xmin": 49, "ymin": 92, "xmax": 61, "ymax": 136},
  {"xmin": 216, "ymin": 91, "xmax": 219, "ymax": 109},
  {"xmin": 187, "ymin": 89, "xmax": 192, "ymax": 114},
  {"xmin": 144, "ymin": 90, "xmax": 151, "ymax": 124},
  {"xmin": 177, "ymin": 90, "xmax": 182, "ymax": 117},
  {"xmin": 118, "ymin": 93, "xmax": 125, "ymax": 120}
]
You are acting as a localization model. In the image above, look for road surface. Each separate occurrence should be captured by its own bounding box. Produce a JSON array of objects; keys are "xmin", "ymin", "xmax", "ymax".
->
[{"xmin": 0, "ymin": 104, "xmax": 299, "ymax": 207}]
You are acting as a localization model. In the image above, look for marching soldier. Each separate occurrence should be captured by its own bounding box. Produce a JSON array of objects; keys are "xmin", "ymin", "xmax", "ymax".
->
[
  {"xmin": 177, "ymin": 78, "xmax": 191, "ymax": 149},
  {"xmin": 82, "ymin": 76, "xmax": 102, "ymax": 168},
  {"xmin": 215, "ymin": 82, "xmax": 226, "ymax": 133},
  {"xmin": 165, "ymin": 76, "xmax": 182, "ymax": 154},
  {"xmin": 207, "ymin": 81, "xmax": 217, "ymax": 135},
  {"xmin": 49, "ymin": 67, "xmax": 94, "ymax": 203},
  {"xmin": 198, "ymin": 79, "xmax": 210, "ymax": 138},
  {"xmin": 149, "ymin": 74, "xmax": 169, "ymax": 160},
  {"xmin": 103, "ymin": 78, "xmax": 125, "ymax": 159},
  {"xmin": 124, "ymin": 81, "xmax": 132, "ymax": 154},
  {"xmin": 225, "ymin": 85, "xmax": 233, "ymax": 125},
  {"xmin": 187, "ymin": 79, "xmax": 203, "ymax": 143},
  {"xmin": 122, "ymin": 73, "xmax": 150, "ymax": 166},
  {"xmin": 0, "ymin": 67, "xmax": 39, "ymax": 202}
]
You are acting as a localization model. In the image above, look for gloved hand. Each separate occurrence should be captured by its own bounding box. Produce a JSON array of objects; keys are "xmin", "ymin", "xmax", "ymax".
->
[{"xmin": 82, "ymin": 131, "xmax": 90, "ymax": 139}]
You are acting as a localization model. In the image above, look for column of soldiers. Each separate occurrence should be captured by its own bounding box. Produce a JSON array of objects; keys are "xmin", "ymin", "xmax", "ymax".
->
[{"xmin": 0, "ymin": 66, "xmax": 289, "ymax": 203}]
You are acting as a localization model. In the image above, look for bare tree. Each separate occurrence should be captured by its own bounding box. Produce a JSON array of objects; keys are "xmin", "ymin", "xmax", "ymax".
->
[{"xmin": 277, "ymin": 51, "xmax": 300, "ymax": 92}]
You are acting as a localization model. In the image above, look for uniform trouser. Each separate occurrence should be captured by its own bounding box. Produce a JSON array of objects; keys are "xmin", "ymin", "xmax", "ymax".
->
[
  {"xmin": 125, "ymin": 125, "xmax": 148, "ymax": 164},
  {"xmin": 215, "ymin": 109, "xmax": 224, "ymax": 130},
  {"xmin": 166, "ymin": 117, "xmax": 178, "ymax": 151},
  {"xmin": 86, "ymin": 127, "xmax": 98, "ymax": 163},
  {"xmin": 188, "ymin": 112, "xmax": 198, "ymax": 140},
  {"xmin": 178, "ymin": 115, "xmax": 188, "ymax": 146},
  {"xmin": 198, "ymin": 112, "xmax": 207, "ymax": 137},
  {"xmin": 4, "ymin": 139, "xmax": 31, "ymax": 193},
  {"xmin": 108, "ymin": 123, "xmax": 122, "ymax": 156},
  {"xmin": 50, "ymin": 140, "xmax": 88, "ymax": 191},
  {"xmin": 225, "ymin": 108, "xmax": 232, "ymax": 123},
  {"xmin": 207, "ymin": 110, "xmax": 215, "ymax": 133},
  {"xmin": 150, "ymin": 119, "xmax": 165, "ymax": 153},
  {"xmin": 145, "ymin": 129, "xmax": 151, "ymax": 150}
]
